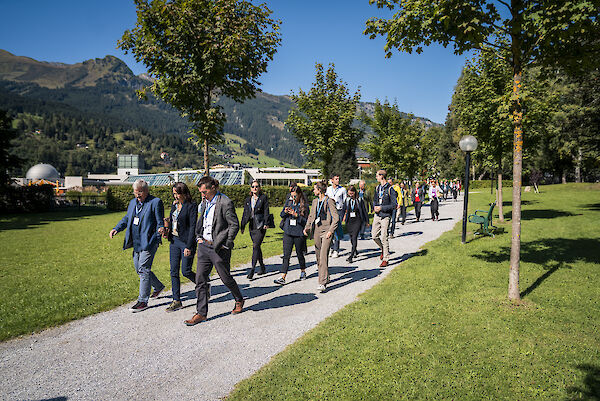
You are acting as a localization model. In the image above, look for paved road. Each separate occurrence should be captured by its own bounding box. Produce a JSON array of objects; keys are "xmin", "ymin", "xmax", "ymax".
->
[{"xmin": 0, "ymin": 198, "xmax": 464, "ymax": 401}]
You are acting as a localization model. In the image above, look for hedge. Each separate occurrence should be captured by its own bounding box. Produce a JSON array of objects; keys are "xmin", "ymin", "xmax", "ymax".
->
[
  {"xmin": 107, "ymin": 185, "xmax": 315, "ymax": 212},
  {"xmin": 0, "ymin": 185, "xmax": 55, "ymax": 213}
]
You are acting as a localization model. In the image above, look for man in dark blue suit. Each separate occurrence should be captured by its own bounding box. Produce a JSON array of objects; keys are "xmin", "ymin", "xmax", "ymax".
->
[{"xmin": 110, "ymin": 179, "xmax": 166, "ymax": 312}]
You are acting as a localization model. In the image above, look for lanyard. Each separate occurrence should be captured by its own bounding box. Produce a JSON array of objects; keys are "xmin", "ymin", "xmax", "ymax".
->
[
  {"xmin": 332, "ymin": 186, "xmax": 340, "ymax": 198},
  {"xmin": 350, "ymin": 199, "xmax": 355, "ymax": 210},
  {"xmin": 316, "ymin": 198, "xmax": 327, "ymax": 217},
  {"xmin": 378, "ymin": 185, "xmax": 385, "ymax": 199},
  {"xmin": 135, "ymin": 201, "xmax": 143, "ymax": 215},
  {"xmin": 204, "ymin": 196, "xmax": 218, "ymax": 220}
]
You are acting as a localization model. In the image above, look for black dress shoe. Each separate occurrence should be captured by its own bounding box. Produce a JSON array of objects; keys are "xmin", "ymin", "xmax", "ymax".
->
[
  {"xmin": 346, "ymin": 256, "xmax": 353, "ymax": 263},
  {"xmin": 258, "ymin": 266, "xmax": 266, "ymax": 275},
  {"xmin": 247, "ymin": 268, "xmax": 255, "ymax": 280}
]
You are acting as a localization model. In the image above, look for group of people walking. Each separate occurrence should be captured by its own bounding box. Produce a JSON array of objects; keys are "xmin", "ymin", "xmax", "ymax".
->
[{"xmin": 109, "ymin": 172, "xmax": 460, "ymax": 324}]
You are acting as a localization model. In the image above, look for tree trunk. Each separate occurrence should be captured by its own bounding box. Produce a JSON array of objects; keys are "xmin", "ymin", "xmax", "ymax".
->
[
  {"xmin": 497, "ymin": 171, "xmax": 504, "ymax": 222},
  {"xmin": 508, "ymin": 3, "xmax": 523, "ymax": 301},
  {"xmin": 203, "ymin": 138, "xmax": 210, "ymax": 177},
  {"xmin": 575, "ymin": 147, "xmax": 582, "ymax": 183},
  {"xmin": 562, "ymin": 169, "xmax": 567, "ymax": 184}
]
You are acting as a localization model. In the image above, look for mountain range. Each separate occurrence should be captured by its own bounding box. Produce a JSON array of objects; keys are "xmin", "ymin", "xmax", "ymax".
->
[{"xmin": 0, "ymin": 49, "xmax": 440, "ymax": 176}]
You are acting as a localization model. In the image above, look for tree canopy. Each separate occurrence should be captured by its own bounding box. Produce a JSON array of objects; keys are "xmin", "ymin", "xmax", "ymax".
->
[
  {"xmin": 118, "ymin": 0, "xmax": 281, "ymax": 174},
  {"xmin": 285, "ymin": 63, "xmax": 363, "ymax": 180}
]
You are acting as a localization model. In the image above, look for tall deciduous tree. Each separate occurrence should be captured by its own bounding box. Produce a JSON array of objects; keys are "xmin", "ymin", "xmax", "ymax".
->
[
  {"xmin": 361, "ymin": 100, "xmax": 422, "ymax": 180},
  {"xmin": 365, "ymin": 0, "xmax": 600, "ymax": 300},
  {"xmin": 285, "ymin": 63, "xmax": 363, "ymax": 180},
  {"xmin": 118, "ymin": 0, "xmax": 281, "ymax": 175}
]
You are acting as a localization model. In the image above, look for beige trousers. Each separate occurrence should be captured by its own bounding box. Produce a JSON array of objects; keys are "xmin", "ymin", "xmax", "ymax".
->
[
  {"xmin": 372, "ymin": 214, "xmax": 390, "ymax": 261},
  {"xmin": 313, "ymin": 225, "xmax": 333, "ymax": 285}
]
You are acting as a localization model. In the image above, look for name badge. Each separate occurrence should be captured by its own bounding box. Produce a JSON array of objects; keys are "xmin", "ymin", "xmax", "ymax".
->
[
  {"xmin": 133, "ymin": 217, "xmax": 140, "ymax": 226},
  {"xmin": 350, "ymin": 212, "xmax": 356, "ymax": 218},
  {"xmin": 290, "ymin": 219, "xmax": 297, "ymax": 226},
  {"xmin": 315, "ymin": 217, "xmax": 321, "ymax": 225}
]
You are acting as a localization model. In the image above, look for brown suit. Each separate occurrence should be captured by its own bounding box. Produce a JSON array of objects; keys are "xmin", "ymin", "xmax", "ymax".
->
[{"xmin": 305, "ymin": 197, "xmax": 339, "ymax": 285}]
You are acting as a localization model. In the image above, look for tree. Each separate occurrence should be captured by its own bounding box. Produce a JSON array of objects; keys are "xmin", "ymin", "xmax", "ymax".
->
[
  {"xmin": 118, "ymin": 0, "xmax": 281, "ymax": 175},
  {"xmin": 365, "ymin": 0, "xmax": 600, "ymax": 300},
  {"xmin": 285, "ymin": 63, "xmax": 363, "ymax": 180},
  {"xmin": 327, "ymin": 146, "xmax": 358, "ymax": 185},
  {"xmin": 0, "ymin": 110, "xmax": 22, "ymax": 188},
  {"xmin": 361, "ymin": 100, "xmax": 422, "ymax": 180}
]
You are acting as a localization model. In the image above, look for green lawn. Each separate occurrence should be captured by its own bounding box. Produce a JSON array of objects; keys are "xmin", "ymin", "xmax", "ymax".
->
[
  {"xmin": 0, "ymin": 207, "xmax": 308, "ymax": 341},
  {"xmin": 227, "ymin": 183, "xmax": 600, "ymax": 400}
]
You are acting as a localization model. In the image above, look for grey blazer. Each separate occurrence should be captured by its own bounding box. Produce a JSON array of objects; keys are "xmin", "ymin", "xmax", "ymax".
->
[{"xmin": 195, "ymin": 193, "xmax": 239, "ymax": 251}]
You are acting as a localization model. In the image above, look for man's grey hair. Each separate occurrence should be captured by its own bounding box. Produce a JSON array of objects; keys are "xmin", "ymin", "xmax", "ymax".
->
[{"xmin": 133, "ymin": 179, "xmax": 149, "ymax": 192}]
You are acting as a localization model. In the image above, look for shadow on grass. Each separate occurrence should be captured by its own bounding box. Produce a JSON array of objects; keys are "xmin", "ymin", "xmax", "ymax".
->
[
  {"xmin": 502, "ymin": 200, "xmax": 538, "ymax": 207},
  {"xmin": 582, "ymin": 202, "xmax": 600, "ymax": 211},
  {"xmin": 472, "ymin": 238, "xmax": 600, "ymax": 297},
  {"xmin": 565, "ymin": 364, "xmax": 600, "ymax": 400},
  {"xmin": 0, "ymin": 207, "xmax": 109, "ymax": 232},
  {"xmin": 502, "ymin": 209, "xmax": 577, "ymax": 221}
]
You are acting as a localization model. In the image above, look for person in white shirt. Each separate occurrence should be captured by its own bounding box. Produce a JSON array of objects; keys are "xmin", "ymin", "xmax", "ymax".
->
[
  {"xmin": 325, "ymin": 174, "xmax": 347, "ymax": 258},
  {"xmin": 429, "ymin": 179, "xmax": 441, "ymax": 221}
]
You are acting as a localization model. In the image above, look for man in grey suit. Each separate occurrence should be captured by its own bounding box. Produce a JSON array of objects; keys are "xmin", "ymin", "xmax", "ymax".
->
[{"xmin": 184, "ymin": 176, "xmax": 244, "ymax": 325}]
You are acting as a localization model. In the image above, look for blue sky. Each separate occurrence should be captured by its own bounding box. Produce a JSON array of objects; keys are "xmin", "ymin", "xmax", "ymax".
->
[{"xmin": 0, "ymin": 0, "xmax": 469, "ymax": 124}]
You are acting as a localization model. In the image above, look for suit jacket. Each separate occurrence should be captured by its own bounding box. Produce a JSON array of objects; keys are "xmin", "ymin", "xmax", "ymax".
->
[
  {"xmin": 280, "ymin": 198, "xmax": 309, "ymax": 236},
  {"xmin": 195, "ymin": 193, "xmax": 239, "ymax": 251},
  {"xmin": 241, "ymin": 193, "xmax": 269, "ymax": 231},
  {"xmin": 113, "ymin": 195, "xmax": 164, "ymax": 251},
  {"xmin": 343, "ymin": 197, "xmax": 369, "ymax": 224},
  {"xmin": 167, "ymin": 200, "xmax": 198, "ymax": 250},
  {"xmin": 305, "ymin": 197, "xmax": 339, "ymax": 237}
]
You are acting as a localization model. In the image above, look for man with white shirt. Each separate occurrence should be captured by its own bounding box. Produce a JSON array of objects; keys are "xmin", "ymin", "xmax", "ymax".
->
[
  {"xmin": 325, "ymin": 174, "xmax": 347, "ymax": 258},
  {"xmin": 184, "ymin": 176, "xmax": 244, "ymax": 326}
]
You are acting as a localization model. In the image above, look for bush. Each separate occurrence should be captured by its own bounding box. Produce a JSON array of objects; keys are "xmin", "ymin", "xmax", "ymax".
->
[{"xmin": 0, "ymin": 185, "xmax": 55, "ymax": 213}]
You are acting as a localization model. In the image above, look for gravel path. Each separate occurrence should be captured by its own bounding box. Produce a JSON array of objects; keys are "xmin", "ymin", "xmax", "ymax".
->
[{"xmin": 0, "ymin": 198, "xmax": 463, "ymax": 401}]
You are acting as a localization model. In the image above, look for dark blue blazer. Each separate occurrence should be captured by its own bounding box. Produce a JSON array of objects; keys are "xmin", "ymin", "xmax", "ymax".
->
[
  {"xmin": 167, "ymin": 201, "xmax": 198, "ymax": 250},
  {"xmin": 113, "ymin": 195, "xmax": 164, "ymax": 251}
]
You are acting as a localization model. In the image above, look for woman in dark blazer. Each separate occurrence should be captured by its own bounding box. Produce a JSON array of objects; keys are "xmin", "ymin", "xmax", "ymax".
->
[
  {"xmin": 241, "ymin": 180, "xmax": 270, "ymax": 279},
  {"xmin": 273, "ymin": 185, "xmax": 309, "ymax": 285},
  {"xmin": 165, "ymin": 182, "xmax": 197, "ymax": 312},
  {"xmin": 343, "ymin": 185, "xmax": 369, "ymax": 263}
]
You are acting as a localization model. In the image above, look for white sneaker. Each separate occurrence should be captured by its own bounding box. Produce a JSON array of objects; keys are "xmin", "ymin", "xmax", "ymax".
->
[
  {"xmin": 317, "ymin": 284, "xmax": 326, "ymax": 293},
  {"xmin": 332, "ymin": 251, "xmax": 340, "ymax": 258}
]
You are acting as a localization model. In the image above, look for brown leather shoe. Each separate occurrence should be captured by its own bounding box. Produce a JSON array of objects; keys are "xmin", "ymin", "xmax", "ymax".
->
[
  {"xmin": 231, "ymin": 300, "xmax": 245, "ymax": 314},
  {"xmin": 184, "ymin": 313, "xmax": 207, "ymax": 326},
  {"xmin": 379, "ymin": 260, "xmax": 388, "ymax": 268}
]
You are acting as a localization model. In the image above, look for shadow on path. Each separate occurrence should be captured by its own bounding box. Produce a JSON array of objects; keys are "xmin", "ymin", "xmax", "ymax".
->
[{"xmin": 248, "ymin": 293, "xmax": 318, "ymax": 311}]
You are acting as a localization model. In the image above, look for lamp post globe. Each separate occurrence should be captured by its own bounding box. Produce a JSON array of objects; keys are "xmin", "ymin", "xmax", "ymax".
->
[
  {"xmin": 460, "ymin": 135, "xmax": 477, "ymax": 243},
  {"xmin": 459, "ymin": 135, "xmax": 478, "ymax": 152}
]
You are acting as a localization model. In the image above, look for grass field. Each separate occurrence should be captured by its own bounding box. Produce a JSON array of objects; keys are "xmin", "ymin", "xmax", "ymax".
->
[
  {"xmin": 0, "ymin": 207, "xmax": 309, "ymax": 341},
  {"xmin": 226, "ymin": 183, "xmax": 600, "ymax": 400}
]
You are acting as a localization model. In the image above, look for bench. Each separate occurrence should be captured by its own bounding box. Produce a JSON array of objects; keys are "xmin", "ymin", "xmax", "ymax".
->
[{"xmin": 468, "ymin": 202, "xmax": 496, "ymax": 237}]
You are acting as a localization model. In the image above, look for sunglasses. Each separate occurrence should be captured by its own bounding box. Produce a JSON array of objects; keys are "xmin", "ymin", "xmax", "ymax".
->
[{"xmin": 251, "ymin": 185, "xmax": 260, "ymax": 188}]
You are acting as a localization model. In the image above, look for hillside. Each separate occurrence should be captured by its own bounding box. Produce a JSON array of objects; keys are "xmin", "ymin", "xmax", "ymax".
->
[{"xmin": 1, "ymin": 50, "xmax": 441, "ymax": 176}]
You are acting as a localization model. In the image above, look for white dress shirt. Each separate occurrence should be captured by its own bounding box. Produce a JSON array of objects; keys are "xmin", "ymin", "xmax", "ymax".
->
[
  {"xmin": 326, "ymin": 185, "xmax": 347, "ymax": 210},
  {"xmin": 202, "ymin": 195, "xmax": 218, "ymax": 242}
]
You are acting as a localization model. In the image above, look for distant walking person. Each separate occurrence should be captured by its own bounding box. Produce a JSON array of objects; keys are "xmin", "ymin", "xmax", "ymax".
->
[
  {"xmin": 398, "ymin": 182, "xmax": 410, "ymax": 225},
  {"xmin": 109, "ymin": 179, "xmax": 166, "ymax": 313},
  {"xmin": 429, "ymin": 180, "xmax": 441, "ymax": 221},
  {"xmin": 412, "ymin": 182, "xmax": 425, "ymax": 222},
  {"xmin": 184, "ymin": 176, "xmax": 244, "ymax": 326},
  {"xmin": 304, "ymin": 181, "xmax": 339, "ymax": 293},
  {"xmin": 274, "ymin": 185, "xmax": 309, "ymax": 285},
  {"xmin": 388, "ymin": 178, "xmax": 399, "ymax": 237},
  {"xmin": 326, "ymin": 174, "xmax": 347, "ymax": 258},
  {"xmin": 164, "ymin": 182, "xmax": 197, "ymax": 312},
  {"xmin": 343, "ymin": 186, "xmax": 369, "ymax": 263},
  {"xmin": 358, "ymin": 180, "xmax": 372, "ymax": 240},
  {"xmin": 240, "ymin": 180, "xmax": 270, "ymax": 279},
  {"xmin": 372, "ymin": 170, "xmax": 397, "ymax": 268}
]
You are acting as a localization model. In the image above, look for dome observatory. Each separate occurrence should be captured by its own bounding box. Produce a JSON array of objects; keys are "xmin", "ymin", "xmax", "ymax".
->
[{"xmin": 26, "ymin": 164, "xmax": 60, "ymax": 183}]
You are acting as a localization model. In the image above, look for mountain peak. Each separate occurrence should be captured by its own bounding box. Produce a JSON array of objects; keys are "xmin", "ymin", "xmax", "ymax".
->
[{"xmin": 0, "ymin": 50, "xmax": 138, "ymax": 89}]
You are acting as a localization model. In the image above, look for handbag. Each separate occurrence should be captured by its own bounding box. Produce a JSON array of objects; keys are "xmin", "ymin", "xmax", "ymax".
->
[{"xmin": 266, "ymin": 213, "xmax": 275, "ymax": 228}]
